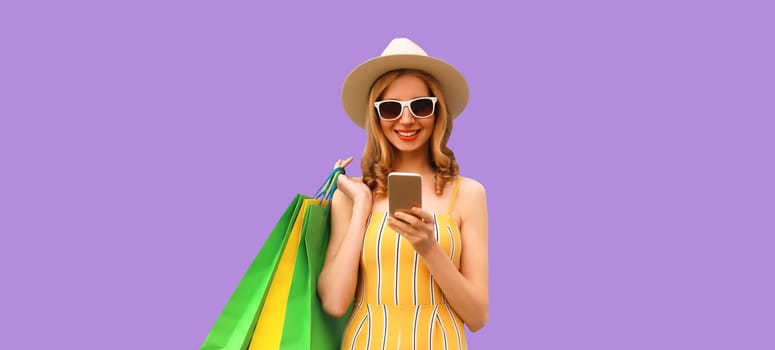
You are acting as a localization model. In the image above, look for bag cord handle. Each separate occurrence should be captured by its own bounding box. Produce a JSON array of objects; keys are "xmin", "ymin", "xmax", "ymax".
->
[{"xmin": 313, "ymin": 167, "xmax": 346, "ymax": 211}]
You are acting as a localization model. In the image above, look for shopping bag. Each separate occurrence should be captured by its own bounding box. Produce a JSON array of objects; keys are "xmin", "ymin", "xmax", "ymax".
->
[
  {"xmin": 200, "ymin": 167, "xmax": 348, "ymax": 350},
  {"xmin": 247, "ymin": 167, "xmax": 350, "ymax": 349},
  {"xmin": 200, "ymin": 195, "xmax": 306, "ymax": 350},
  {"xmin": 284, "ymin": 196, "xmax": 349, "ymax": 349},
  {"xmin": 248, "ymin": 197, "xmax": 314, "ymax": 349}
]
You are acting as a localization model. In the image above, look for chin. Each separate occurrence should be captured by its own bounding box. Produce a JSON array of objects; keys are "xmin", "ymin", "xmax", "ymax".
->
[{"xmin": 390, "ymin": 139, "xmax": 430, "ymax": 153}]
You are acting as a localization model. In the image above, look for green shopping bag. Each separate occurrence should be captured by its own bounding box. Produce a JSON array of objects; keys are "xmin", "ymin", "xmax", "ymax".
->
[
  {"xmin": 278, "ymin": 192, "xmax": 351, "ymax": 349},
  {"xmin": 200, "ymin": 167, "xmax": 348, "ymax": 350}
]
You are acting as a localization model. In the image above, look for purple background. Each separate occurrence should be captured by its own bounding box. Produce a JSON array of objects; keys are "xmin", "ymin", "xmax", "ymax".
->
[{"xmin": 1, "ymin": 0, "xmax": 773, "ymax": 349}]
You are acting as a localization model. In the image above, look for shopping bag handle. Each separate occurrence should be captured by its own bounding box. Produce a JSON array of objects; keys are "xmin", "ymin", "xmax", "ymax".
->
[{"xmin": 313, "ymin": 167, "xmax": 346, "ymax": 208}]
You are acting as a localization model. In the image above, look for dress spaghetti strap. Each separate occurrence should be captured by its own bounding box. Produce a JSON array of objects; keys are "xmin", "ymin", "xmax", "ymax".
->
[{"xmin": 447, "ymin": 177, "xmax": 462, "ymax": 215}]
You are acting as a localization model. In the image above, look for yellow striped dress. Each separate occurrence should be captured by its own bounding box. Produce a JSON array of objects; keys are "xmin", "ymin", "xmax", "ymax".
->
[{"xmin": 341, "ymin": 180, "xmax": 467, "ymax": 350}]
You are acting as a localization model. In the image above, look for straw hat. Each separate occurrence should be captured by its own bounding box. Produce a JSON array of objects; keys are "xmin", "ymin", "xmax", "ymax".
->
[{"xmin": 341, "ymin": 37, "xmax": 469, "ymax": 129}]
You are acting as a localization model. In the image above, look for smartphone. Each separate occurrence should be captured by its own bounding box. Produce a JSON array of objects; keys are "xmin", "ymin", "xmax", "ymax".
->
[{"xmin": 387, "ymin": 172, "xmax": 422, "ymax": 215}]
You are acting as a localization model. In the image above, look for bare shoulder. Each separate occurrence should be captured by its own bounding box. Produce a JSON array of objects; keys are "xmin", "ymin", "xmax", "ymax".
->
[
  {"xmin": 453, "ymin": 175, "xmax": 488, "ymax": 233},
  {"xmin": 452, "ymin": 175, "xmax": 488, "ymax": 223},
  {"xmin": 456, "ymin": 175, "xmax": 487, "ymax": 201}
]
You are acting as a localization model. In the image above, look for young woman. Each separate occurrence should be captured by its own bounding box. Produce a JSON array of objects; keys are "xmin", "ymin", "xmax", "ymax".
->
[{"xmin": 317, "ymin": 37, "xmax": 489, "ymax": 349}]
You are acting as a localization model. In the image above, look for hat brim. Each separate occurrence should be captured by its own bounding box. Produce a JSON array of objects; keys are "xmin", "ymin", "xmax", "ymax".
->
[{"xmin": 342, "ymin": 54, "xmax": 469, "ymax": 129}]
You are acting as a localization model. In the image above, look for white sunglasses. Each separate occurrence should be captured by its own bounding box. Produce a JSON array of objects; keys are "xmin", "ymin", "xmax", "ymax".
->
[{"xmin": 374, "ymin": 97, "xmax": 437, "ymax": 120}]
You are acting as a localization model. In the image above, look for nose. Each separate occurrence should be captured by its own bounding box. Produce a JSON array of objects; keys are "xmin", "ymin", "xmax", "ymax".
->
[{"xmin": 398, "ymin": 106, "xmax": 414, "ymax": 123}]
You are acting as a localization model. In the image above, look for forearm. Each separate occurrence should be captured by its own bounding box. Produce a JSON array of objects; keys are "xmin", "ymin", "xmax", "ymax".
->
[
  {"xmin": 317, "ymin": 204, "xmax": 370, "ymax": 316},
  {"xmin": 420, "ymin": 243, "xmax": 489, "ymax": 331}
]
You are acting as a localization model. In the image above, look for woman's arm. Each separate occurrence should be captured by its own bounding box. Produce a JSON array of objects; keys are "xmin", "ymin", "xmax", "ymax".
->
[
  {"xmin": 317, "ymin": 176, "xmax": 372, "ymax": 317},
  {"xmin": 389, "ymin": 178, "xmax": 490, "ymax": 331}
]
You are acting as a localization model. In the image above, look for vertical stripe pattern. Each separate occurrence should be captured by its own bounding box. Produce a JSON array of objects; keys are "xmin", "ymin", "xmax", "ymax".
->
[{"xmin": 340, "ymin": 210, "xmax": 467, "ymax": 350}]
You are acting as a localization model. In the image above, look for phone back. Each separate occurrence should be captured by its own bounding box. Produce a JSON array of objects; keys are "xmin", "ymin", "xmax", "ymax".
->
[{"xmin": 388, "ymin": 172, "xmax": 422, "ymax": 215}]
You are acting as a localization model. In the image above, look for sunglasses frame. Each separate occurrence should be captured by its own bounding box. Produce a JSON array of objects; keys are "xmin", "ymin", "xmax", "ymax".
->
[{"xmin": 374, "ymin": 97, "xmax": 438, "ymax": 121}]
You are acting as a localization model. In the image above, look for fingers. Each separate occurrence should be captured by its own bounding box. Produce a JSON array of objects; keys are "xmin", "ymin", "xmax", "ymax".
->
[
  {"xmin": 387, "ymin": 215, "xmax": 414, "ymax": 233},
  {"xmin": 410, "ymin": 207, "xmax": 434, "ymax": 223},
  {"xmin": 393, "ymin": 208, "xmax": 433, "ymax": 226},
  {"xmin": 387, "ymin": 213, "xmax": 437, "ymax": 255},
  {"xmin": 392, "ymin": 211, "xmax": 426, "ymax": 228},
  {"xmin": 334, "ymin": 156, "xmax": 354, "ymax": 169}
]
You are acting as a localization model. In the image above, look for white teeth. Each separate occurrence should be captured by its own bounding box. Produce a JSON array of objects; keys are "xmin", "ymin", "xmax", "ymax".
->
[{"xmin": 397, "ymin": 130, "xmax": 419, "ymax": 136}]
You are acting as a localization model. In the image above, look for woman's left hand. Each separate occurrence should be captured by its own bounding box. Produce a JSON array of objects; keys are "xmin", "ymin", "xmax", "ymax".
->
[{"xmin": 387, "ymin": 207, "xmax": 437, "ymax": 255}]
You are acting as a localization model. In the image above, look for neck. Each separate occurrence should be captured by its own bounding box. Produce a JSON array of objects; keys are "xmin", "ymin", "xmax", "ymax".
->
[{"xmin": 392, "ymin": 147, "xmax": 434, "ymax": 176}]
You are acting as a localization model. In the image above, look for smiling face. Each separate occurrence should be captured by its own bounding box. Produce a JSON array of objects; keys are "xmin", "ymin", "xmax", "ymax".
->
[
  {"xmin": 360, "ymin": 69, "xmax": 458, "ymax": 196},
  {"xmin": 377, "ymin": 74, "xmax": 436, "ymax": 154}
]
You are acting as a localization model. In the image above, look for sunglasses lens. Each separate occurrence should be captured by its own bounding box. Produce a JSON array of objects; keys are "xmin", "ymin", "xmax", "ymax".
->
[
  {"xmin": 410, "ymin": 98, "xmax": 435, "ymax": 117},
  {"xmin": 378, "ymin": 101, "xmax": 402, "ymax": 119}
]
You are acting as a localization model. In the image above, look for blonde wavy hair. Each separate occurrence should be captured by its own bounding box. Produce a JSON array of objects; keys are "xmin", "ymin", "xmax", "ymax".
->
[{"xmin": 361, "ymin": 69, "xmax": 459, "ymax": 197}]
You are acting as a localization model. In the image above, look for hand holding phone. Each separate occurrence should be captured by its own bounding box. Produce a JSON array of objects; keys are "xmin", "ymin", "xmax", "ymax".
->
[{"xmin": 387, "ymin": 172, "xmax": 422, "ymax": 215}]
